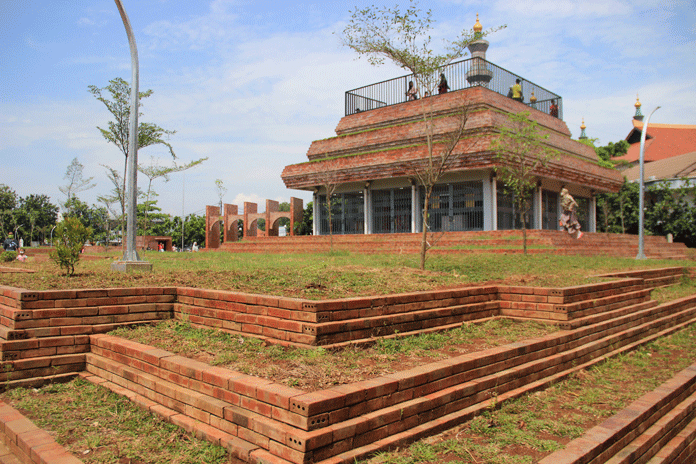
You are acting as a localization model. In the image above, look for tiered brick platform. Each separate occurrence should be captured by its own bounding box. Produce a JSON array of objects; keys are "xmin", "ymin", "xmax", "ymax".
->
[
  {"xmin": 217, "ymin": 230, "xmax": 689, "ymax": 260},
  {"xmin": 1, "ymin": 267, "xmax": 695, "ymax": 463}
]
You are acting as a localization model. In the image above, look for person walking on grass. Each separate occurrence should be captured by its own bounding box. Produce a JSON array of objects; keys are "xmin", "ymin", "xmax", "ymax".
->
[{"xmin": 560, "ymin": 188, "xmax": 583, "ymax": 239}]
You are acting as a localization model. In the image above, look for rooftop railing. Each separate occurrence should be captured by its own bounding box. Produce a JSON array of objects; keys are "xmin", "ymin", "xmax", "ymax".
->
[{"xmin": 345, "ymin": 57, "xmax": 563, "ymax": 120}]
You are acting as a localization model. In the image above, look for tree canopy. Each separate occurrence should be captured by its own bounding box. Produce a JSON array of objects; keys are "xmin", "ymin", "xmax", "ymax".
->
[
  {"xmin": 341, "ymin": 0, "xmax": 503, "ymax": 94},
  {"xmin": 90, "ymin": 77, "xmax": 177, "ymax": 241}
]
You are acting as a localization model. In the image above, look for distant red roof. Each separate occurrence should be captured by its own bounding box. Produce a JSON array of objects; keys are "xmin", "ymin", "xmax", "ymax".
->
[{"xmin": 615, "ymin": 120, "xmax": 696, "ymax": 164}]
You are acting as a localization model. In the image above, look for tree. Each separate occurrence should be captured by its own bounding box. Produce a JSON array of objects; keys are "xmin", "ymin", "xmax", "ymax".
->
[
  {"xmin": 596, "ymin": 180, "xmax": 639, "ymax": 235},
  {"xmin": 596, "ymin": 140, "xmax": 629, "ymax": 164},
  {"xmin": 214, "ymin": 179, "xmax": 227, "ymax": 212},
  {"xmin": 99, "ymin": 165, "xmax": 127, "ymax": 241},
  {"xmin": 89, "ymin": 77, "xmax": 176, "ymax": 240},
  {"xmin": 64, "ymin": 197, "xmax": 110, "ymax": 244},
  {"xmin": 644, "ymin": 180, "xmax": 695, "ymax": 245},
  {"xmin": 138, "ymin": 156, "xmax": 207, "ymax": 232},
  {"xmin": 340, "ymin": 0, "xmax": 503, "ymax": 269},
  {"xmin": 412, "ymin": 109, "xmax": 469, "ymax": 269},
  {"xmin": 318, "ymin": 172, "xmax": 340, "ymax": 250},
  {"xmin": 0, "ymin": 185, "xmax": 18, "ymax": 238},
  {"xmin": 18, "ymin": 194, "xmax": 59, "ymax": 244},
  {"xmin": 50, "ymin": 217, "xmax": 92, "ymax": 276},
  {"xmin": 295, "ymin": 201, "xmax": 313, "ymax": 235},
  {"xmin": 150, "ymin": 213, "xmax": 206, "ymax": 248},
  {"xmin": 59, "ymin": 157, "xmax": 96, "ymax": 212},
  {"xmin": 492, "ymin": 112, "xmax": 559, "ymax": 254}
]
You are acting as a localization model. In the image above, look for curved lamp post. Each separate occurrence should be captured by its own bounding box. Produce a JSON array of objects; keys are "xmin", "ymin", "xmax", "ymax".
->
[
  {"xmin": 112, "ymin": 0, "xmax": 152, "ymax": 272},
  {"xmin": 636, "ymin": 106, "xmax": 661, "ymax": 260}
]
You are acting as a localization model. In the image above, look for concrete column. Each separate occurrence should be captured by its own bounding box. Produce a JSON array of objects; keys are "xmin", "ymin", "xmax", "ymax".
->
[
  {"xmin": 589, "ymin": 196, "xmax": 597, "ymax": 233},
  {"xmin": 411, "ymin": 184, "xmax": 418, "ymax": 233},
  {"xmin": 363, "ymin": 185, "xmax": 371, "ymax": 234},
  {"xmin": 313, "ymin": 192, "xmax": 318, "ymax": 236},
  {"xmin": 489, "ymin": 176, "xmax": 498, "ymax": 231},
  {"xmin": 535, "ymin": 184, "xmax": 543, "ymax": 230}
]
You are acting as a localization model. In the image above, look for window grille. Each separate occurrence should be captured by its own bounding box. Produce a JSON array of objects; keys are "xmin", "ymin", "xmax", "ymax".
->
[
  {"xmin": 422, "ymin": 181, "xmax": 483, "ymax": 232},
  {"xmin": 542, "ymin": 189, "xmax": 559, "ymax": 230},
  {"xmin": 317, "ymin": 193, "xmax": 364, "ymax": 235},
  {"xmin": 497, "ymin": 183, "xmax": 534, "ymax": 230},
  {"xmin": 372, "ymin": 188, "xmax": 412, "ymax": 234}
]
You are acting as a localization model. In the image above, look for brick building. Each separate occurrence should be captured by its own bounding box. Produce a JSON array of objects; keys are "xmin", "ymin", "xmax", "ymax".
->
[{"xmin": 281, "ymin": 19, "xmax": 623, "ymax": 235}]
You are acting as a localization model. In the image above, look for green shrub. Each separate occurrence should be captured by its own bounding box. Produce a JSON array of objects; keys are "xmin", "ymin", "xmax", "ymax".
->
[
  {"xmin": 49, "ymin": 217, "xmax": 92, "ymax": 276},
  {"xmin": 0, "ymin": 251, "xmax": 15, "ymax": 263}
]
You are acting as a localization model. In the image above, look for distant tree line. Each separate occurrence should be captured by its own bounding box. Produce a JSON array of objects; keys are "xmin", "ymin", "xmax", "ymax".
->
[{"xmin": 596, "ymin": 179, "xmax": 696, "ymax": 247}]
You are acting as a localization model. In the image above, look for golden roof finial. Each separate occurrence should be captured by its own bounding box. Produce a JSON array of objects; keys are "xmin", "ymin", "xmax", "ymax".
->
[
  {"xmin": 474, "ymin": 13, "xmax": 483, "ymax": 33},
  {"xmin": 581, "ymin": 118, "xmax": 586, "ymax": 130},
  {"xmin": 635, "ymin": 94, "xmax": 642, "ymax": 109}
]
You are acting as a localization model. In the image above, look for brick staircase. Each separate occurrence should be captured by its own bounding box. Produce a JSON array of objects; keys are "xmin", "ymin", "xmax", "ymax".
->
[
  {"xmin": 217, "ymin": 230, "xmax": 689, "ymax": 259},
  {"xmin": 1, "ymin": 267, "xmax": 695, "ymax": 463}
]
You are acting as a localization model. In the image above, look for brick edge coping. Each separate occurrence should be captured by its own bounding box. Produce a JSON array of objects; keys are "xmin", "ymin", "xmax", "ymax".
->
[{"xmin": 0, "ymin": 400, "xmax": 82, "ymax": 464}]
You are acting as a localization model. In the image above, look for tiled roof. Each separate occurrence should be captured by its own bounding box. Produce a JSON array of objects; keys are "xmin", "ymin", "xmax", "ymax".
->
[
  {"xmin": 615, "ymin": 120, "xmax": 696, "ymax": 164},
  {"xmin": 623, "ymin": 151, "xmax": 696, "ymax": 182}
]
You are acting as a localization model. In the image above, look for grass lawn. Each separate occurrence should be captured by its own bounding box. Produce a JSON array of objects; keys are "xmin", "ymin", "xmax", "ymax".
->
[{"xmin": 2, "ymin": 249, "xmax": 694, "ymax": 297}]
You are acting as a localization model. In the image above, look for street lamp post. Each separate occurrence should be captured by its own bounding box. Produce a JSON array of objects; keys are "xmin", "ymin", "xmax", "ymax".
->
[
  {"xmin": 112, "ymin": 0, "xmax": 152, "ymax": 272},
  {"xmin": 636, "ymin": 106, "xmax": 661, "ymax": 260}
]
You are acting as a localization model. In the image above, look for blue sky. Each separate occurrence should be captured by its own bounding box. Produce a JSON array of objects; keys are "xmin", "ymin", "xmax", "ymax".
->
[{"xmin": 1, "ymin": 0, "xmax": 694, "ymax": 217}]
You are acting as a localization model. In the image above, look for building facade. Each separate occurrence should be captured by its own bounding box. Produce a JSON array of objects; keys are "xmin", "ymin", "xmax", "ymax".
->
[{"xmin": 281, "ymin": 28, "xmax": 623, "ymax": 236}]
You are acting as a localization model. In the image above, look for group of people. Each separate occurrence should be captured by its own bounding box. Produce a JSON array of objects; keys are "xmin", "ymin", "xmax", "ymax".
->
[
  {"xmin": 157, "ymin": 241, "xmax": 199, "ymax": 252},
  {"xmin": 2, "ymin": 233, "xmax": 27, "ymax": 262},
  {"xmin": 405, "ymin": 74, "xmax": 451, "ymax": 101},
  {"xmin": 508, "ymin": 79, "xmax": 560, "ymax": 118}
]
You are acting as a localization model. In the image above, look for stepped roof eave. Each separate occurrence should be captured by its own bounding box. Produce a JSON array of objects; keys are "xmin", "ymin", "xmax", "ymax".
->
[{"xmin": 281, "ymin": 148, "xmax": 623, "ymax": 193}]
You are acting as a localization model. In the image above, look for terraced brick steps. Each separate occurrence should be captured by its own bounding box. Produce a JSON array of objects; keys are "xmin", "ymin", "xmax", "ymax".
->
[
  {"xmin": 216, "ymin": 230, "xmax": 689, "ymax": 259},
  {"xmin": 539, "ymin": 363, "xmax": 696, "ymax": 464},
  {"xmin": 83, "ymin": 291, "xmax": 696, "ymax": 464}
]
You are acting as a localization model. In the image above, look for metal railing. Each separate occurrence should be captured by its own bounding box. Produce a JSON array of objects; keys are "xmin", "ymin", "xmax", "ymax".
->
[{"xmin": 345, "ymin": 57, "xmax": 562, "ymax": 120}]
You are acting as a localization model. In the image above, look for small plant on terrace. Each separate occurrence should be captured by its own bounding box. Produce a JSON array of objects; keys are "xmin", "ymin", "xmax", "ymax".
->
[{"xmin": 49, "ymin": 216, "xmax": 92, "ymax": 276}]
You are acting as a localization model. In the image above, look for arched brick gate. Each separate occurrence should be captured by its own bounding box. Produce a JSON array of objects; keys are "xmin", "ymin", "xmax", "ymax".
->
[{"xmin": 205, "ymin": 197, "xmax": 303, "ymax": 249}]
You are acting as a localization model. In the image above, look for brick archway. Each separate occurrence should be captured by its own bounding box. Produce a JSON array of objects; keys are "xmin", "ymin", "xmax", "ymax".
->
[{"xmin": 205, "ymin": 197, "xmax": 303, "ymax": 249}]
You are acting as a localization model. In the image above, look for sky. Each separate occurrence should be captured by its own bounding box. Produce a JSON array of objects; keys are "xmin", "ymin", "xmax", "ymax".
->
[{"xmin": 1, "ymin": 0, "xmax": 695, "ymax": 217}]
